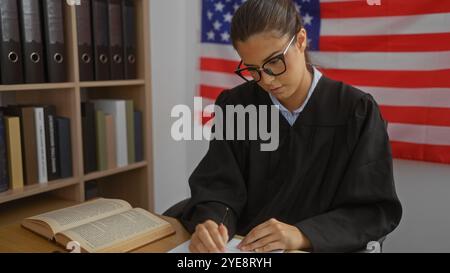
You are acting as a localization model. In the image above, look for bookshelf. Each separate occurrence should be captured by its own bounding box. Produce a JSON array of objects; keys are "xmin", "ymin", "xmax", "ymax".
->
[{"xmin": 0, "ymin": 0, "xmax": 154, "ymax": 219}]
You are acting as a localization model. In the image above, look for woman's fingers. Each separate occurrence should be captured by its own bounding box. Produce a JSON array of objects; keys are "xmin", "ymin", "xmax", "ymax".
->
[
  {"xmin": 239, "ymin": 219, "xmax": 277, "ymax": 248},
  {"xmin": 197, "ymin": 224, "xmax": 221, "ymax": 252},
  {"xmin": 205, "ymin": 222, "xmax": 226, "ymax": 252},
  {"xmin": 193, "ymin": 220, "xmax": 230, "ymax": 253},
  {"xmin": 242, "ymin": 234, "xmax": 278, "ymax": 252},
  {"xmin": 190, "ymin": 233, "xmax": 208, "ymax": 253},
  {"xmin": 260, "ymin": 241, "xmax": 283, "ymax": 253},
  {"xmin": 219, "ymin": 224, "xmax": 229, "ymax": 244}
]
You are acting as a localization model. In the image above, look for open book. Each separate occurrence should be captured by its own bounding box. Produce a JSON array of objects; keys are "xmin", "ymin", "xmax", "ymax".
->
[{"xmin": 21, "ymin": 198, "xmax": 175, "ymax": 253}]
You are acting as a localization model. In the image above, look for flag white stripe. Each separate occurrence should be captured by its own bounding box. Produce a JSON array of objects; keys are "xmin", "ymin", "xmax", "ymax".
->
[
  {"xmin": 201, "ymin": 43, "xmax": 240, "ymax": 61},
  {"xmin": 310, "ymin": 51, "xmax": 450, "ymax": 71},
  {"xmin": 200, "ymin": 71, "xmax": 244, "ymax": 89},
  {"xmin": 321, "ymin": 13, "xmax": 450, "ymax": 36},
  {"xmin": 388, "ymin": 123, "xmax": 450, "ymax": 146},
  {"xmin": 202, "ymin": 45, "xmax": 450, "ymax": 71},
  {"xmin": 358, "ymin": 86, "xmax": 450, "ymax": 108}
]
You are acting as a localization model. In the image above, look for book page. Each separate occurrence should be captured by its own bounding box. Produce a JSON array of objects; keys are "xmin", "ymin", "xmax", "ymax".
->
[
  {"xmin": 26, "ymin": 198, "xmax": 132, "ymax": 234},
  {"xmin": 168, "ymin": 238, "xmax": 283, "ymax": 253},
  {"xmin": 58, "ymin": 208, "xmax": 170, "ymax": 253}
]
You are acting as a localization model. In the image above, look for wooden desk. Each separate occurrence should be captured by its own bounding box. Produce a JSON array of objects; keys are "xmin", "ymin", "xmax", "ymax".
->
[
  {"xmin": 0, "ymin": 197, "xmax": 190, "ymax": 253},
  {"xmin": 0, "ymin": 197, "xmax": 306, "ymax": 253}
]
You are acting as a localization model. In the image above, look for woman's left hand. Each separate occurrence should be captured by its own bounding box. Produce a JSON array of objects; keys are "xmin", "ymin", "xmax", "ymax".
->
[{"xmin": 237, "ymin": 218, "xmax": 311, "ymax": 252}]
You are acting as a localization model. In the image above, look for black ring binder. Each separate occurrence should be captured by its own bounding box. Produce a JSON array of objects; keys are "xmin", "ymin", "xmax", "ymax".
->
[
  {"xmin": 82, "ymin": 53, "xmax": 91, "ymax": 64},
  {"xmin": 53, "ymin": 53, "xmax": 63, "ymax": 64},
  {"xmin": 8, "ymin": 52, "xmax": 19, "ymax": 63},
  {"xmin": 100, "ymin": 54, "xmax": 108, "ymax": 64},
  {"xmin": 42, "ymin": 0, "xmax": 67, "ymax": 83},
  {"xmin": 113, "ymin": 54, "xmax": 122, "ymax": 64},
  {"xmin": 30, "ymin": 52, "xmax": 40, "ymax": 63}
]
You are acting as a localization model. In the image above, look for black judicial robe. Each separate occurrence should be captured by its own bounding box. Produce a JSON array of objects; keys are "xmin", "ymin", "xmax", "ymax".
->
[{"xmin": 179, "ymin": 75, "xmax": 402, "ymax": 253}]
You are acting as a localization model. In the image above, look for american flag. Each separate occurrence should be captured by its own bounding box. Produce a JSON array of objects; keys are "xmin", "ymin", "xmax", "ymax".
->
[{"xmin": 199, "ymin": 0, "xmax": 450, "ymax": 165}]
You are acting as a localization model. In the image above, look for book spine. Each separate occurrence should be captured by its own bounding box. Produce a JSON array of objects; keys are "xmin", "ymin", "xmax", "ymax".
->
[
  {"xmin": 5, "ymin": 117, "xmax": 24, "ymax": 190},
  {"xmin": 56, "ymin": 117, "xmax": 72, "ymax": 178},
  {"xmin": 0, "ymin": 112, "xmax": 10, "ymax": 192},
  {"xmin": 84, "ymin": 181, "xmax": 99, "ymax": 200},
  {"xmin": 49, "ymin": 114, "xmax": 58, "ymax": 177},
  {"xmin": 19, "ymin": 107, "xmax": 38, "ymax": 185},
  {"xmin": 105, "ymin": 114, "xmax": 116, "ymax": 170},
  {"xmin": 134, "ymin": 111, "xmax": 143, "ymax": 162},
  {"xmin": 95, "ymin": 110, "xmax": 107, "ymax": 171},
  {"xmin": 116, "ymin": 101, "xmax": 128, "ymax": 167},
  {"xmin": 93, "ymin": 100, "xmax": 128, "ymax": 167},
  {"xmin": 82, "ymin": 102, "xmax": 97, "ymax": 173},
  {"xmin": 44, "ymin": 106, "xmax": 59, "ymax": 180},
  {"xmin": 126, "ymin": 100, "xmax": 135, "ymax": 164},
  {"xmin": 34, "ymin": 107, "xmax": 48, "ymax": 183}
]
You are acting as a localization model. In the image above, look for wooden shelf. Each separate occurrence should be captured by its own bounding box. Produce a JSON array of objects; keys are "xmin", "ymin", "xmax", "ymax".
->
[
  {"xmin": 83, "ymin": 161, "xmax": 147, "ymax": 182},
  {"xmin": 0, "ymin": 82, "xmax": 76, "ymax": 92},
  {"xmin": 0, "ymin": 178, "xmax": 80, "ymax": 205},
  {"xmin": 0, "ymin": 195, "xmax": 79, "ymax": 227},
  {"xmin": 0, "ymin": 0, "xmax": 154, "ymax": 220},
  {"xmin": 79, "ymin": 79, "xmax": 145, "ymax": 88}
]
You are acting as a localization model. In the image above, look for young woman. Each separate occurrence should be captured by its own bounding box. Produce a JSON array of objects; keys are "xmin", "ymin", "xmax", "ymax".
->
[{"xmin": 178, "ymin": 0, "xmax": 402, "ymax": 253}]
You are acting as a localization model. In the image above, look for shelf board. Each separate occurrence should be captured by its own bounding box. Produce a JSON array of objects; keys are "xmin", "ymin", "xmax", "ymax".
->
[
  {"xmin": 0, "ymin": 195, "xmax": 79, "ymax": 227},
  {"xmin": 83, "ymin": 161, "xmax": 147, "ymax": 182},
  {"xmin": 79, "ymin": 79, "xmax": 145, "ymax": 88},
  {"xmin": 0, "ymin": 177, "xmax": 80, "ymax": 204},
  {"xmin": 0, "ymin": 82, "xmax": 76, "ymax": 92}
]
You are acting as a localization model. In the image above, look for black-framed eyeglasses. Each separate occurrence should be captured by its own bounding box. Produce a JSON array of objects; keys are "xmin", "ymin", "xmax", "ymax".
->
[{"xmin": 234, "ymin": 35, "xmax": 297, "ymax": 83}]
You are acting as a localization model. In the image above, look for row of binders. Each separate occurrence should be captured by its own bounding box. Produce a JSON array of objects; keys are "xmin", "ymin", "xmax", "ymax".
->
[
  {"xmin": 0, "ymin": 0, "xmax": 67, "ymax": 84},
  {"xmin": 82, "ymin": 100, "xmax": 143, "ymax": 174},
  {"xmin": 77, "ymin": 0, "xmax": 137, "ymax": 81},
  {"xmin": 0, "ymin": 0, "xmax": 137, "ymax": 85},
  {"xmin": 0, "ymin": 106, "xmax": 72, "ymax": 193}
]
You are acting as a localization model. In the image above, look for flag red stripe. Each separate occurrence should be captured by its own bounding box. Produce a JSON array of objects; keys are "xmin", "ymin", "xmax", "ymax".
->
[
  {"xmin": 199, "ymin": 89, "xmax": 450, "ymax": 127},
  {"xmin": 391, "ymin": 141, "xmax": 450, "ymax": 164},
  {"xmin": 319, "ymin": 33, "xmax": 450, "ymax": 52},
  {"xmin": 380, "ymin": 106, "xmax": 450, "ymax": 127},
  {"xmin": 202, "ymin": 113, "xmax": 214, "ymax": 126},
  {"xmin": 200, "ymin": 84, "xmax": 225, "ymax": 101},
  {"xmin": 201, "ymin": 57, "xmax": 237, "ymax": 74},
  {"xmin": 320, "ymin": 68, "xmax": 450, "ymax": 88},
  {"xmin": 201, "ymin": 88, "xmax": 450, "ymax": 128},
  {"xmin": 320, "ymin": 0, "xmax": 450, "ymax": 19}
]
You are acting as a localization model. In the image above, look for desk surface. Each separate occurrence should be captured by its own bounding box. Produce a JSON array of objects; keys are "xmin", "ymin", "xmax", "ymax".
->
[
  {"xmin": 0, "ymin": 197, "xmax": 191, "ymax": 253},
  {"xmin": 0, "ymin": 197, "xmax": 305, "ymax": 253}
]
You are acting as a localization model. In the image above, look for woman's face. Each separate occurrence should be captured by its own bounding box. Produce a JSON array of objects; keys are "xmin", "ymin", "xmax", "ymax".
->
[{"xmin": 235, "ymin": 29, "xmax": 308, "ymax": 101}]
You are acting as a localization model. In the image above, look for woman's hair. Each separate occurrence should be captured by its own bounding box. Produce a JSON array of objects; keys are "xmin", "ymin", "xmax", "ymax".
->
[{"xmin": 230, "ymin": 0, "xmax": 311, "ymax": 65}]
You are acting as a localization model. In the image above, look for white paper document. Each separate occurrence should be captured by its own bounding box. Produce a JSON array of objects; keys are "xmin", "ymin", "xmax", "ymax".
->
[{"xmin": 168, "ymin": 238, "xmax": 283, "ymax": 253}]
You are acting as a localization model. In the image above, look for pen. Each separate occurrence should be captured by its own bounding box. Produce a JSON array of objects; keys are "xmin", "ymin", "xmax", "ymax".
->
[{"xmin": 220, "ymin": 207, "xmax": 229, "ymax": 226}]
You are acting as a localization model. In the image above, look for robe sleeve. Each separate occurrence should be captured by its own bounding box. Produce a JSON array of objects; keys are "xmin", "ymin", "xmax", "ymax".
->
[
  {"xmin": 179, "ymin": 90, "xmax": 248, "ymax": 239},
  {"xmin": 295, "ymin": 94, "xmax": 403, "ymax": 252}
]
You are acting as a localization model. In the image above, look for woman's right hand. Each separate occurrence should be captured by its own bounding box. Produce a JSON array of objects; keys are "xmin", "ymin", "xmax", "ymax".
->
[{"xmin": 189, "ymin": 220, "xmax": 229, "ymax": 253}]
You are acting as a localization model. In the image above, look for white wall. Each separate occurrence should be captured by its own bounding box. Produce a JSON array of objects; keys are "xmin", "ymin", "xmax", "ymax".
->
[
  {"xmin": 150, "ymin": 0, "xmax": 207, "ymax": 214},
  {"xmin": 384, "ymin": 159, "xmax": 450, "ymax": 252},
  {"xmin": 149, "ymin": 0, "xmax": 450, "ymax": 252}
]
